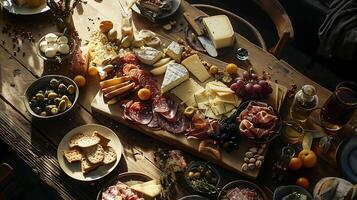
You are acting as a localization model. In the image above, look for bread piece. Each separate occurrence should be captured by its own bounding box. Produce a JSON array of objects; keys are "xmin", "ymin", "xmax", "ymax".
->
[
  {"xmin": 13, "ymin": 0, "xmax": 26, "ymax": 6},
  {"xmin": 93, "ymin": 131, "xmax": 111, "ymax": 147},
  {"xmin": 83, "ymin": 144, "xmax": 105, "ymax": 164},
  {"xmin": 317, "ymin": 179, "xmax": 339, "ymax": 200},
  {"xmin": 69, "ymin": 133, "xmax": 100, "ymax": 148},
  {"xmin": 103, "ymin": 146, "xmax": 117, "ymax": 164},
  {"xmin": 27, "ymin": 0, "xmax": 45, "ymax": 8},
  {"xmin": 81, "ymin": 157, "xmax": 102, "ymax": 174},
  {"xmin": 63, "ymin": 148, "xmax": 82, "ymax": 163}
]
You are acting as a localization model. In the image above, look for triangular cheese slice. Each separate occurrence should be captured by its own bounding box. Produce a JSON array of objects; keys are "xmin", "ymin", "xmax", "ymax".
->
[
  {"xmin": 161, "ymin": 63, "xmax": 189, "ymax": 93},
  {"xmin": 171, "ymin": 78, "xmax": 204, "ymax": 106}
]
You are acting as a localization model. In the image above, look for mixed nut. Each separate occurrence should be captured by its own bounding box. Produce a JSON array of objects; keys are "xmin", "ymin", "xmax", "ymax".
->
[
  {"xmin": 28, "ymin": 78, "xmax": 76, "ymax": 117},
  {"xmin": 241, "ymin": 144, "xmax": 266, "ymax": 172}
]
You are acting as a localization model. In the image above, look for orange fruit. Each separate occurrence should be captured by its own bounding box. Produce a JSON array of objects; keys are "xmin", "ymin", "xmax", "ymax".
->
[
  {"xmin": 298, "ymin": 149, "xmax": 317, "ymax": 168},
  {"xmin": 296, "ymin": 177, "xmax": 310, "ymax": 189},
  {"xmin": 225, "ymin": 63, "xmax": 238, "ymax": 75},
  {"xmin": 289, "ymin": 157, "xmax": 303, "ymax": 171},
  {"xmin": 88, "ymin": 66, "xmax": 98, "ymax": 76},
  {"xmin": 137, "ymin": 88, "xmax": 151, "ymax": 101},
  {"xmin": 74, "ymin": 75, "xmax": 86, "ymax": 87}
]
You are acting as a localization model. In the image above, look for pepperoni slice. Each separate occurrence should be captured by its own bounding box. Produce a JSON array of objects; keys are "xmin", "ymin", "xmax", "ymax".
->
[
  {"xmin": 129, "ymin": 102, "xmax": 153, "ymax": 125},
  {"xmin": 123, "ymin": 63, "xmax": 139, "ymax": 75},
  {"xmin": 152, "ymin": 96, "xmax": 170, "ymax": 113}
]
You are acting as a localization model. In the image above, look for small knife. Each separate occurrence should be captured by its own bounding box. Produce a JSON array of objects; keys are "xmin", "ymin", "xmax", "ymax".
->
[{"xmin": 183, "ymin": 12, "xmax": 218, "ymax": 57}]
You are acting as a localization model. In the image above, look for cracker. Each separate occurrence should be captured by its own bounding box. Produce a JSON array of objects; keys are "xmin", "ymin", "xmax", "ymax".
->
[
  {"xmin": 81, "ymin": 157, "xmax": 102, "ymax": 174},
  {"xmin": 103, "ymin": 146, "xmax": 117, "ymax": 164},
  {"xmin": 93, "ymin": 131, "xmax": 111, "ymax": 147},
  {"xmin": 70, "ymin": 133, "xmax": 100, "ymax": 148}
]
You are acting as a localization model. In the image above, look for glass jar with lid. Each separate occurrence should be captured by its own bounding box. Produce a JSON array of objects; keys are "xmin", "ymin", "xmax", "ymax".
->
[{"xmin": 290, "ymin": 85, "xmax": 318, "ymax": 122}]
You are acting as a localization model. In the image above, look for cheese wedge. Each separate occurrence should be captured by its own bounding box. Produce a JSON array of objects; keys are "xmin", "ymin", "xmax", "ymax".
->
[
  {"xmin": 130, "ymin": 180, "xmax": 162, "ymax": 198},
  {"xmin": 150, "ymin": 60, "xmax": 175, "ymax": 76},
  {"xmin": 161, "ymin": 63, "xmax": 189, "ymax": 93},
  {"xmin": 171, "ymin": 78, "xmax": 204, "ymax": 106},
  {"xmin": 181, "ymin": 54, "xmax": 210, "ymax": 82},
  {"xmin": 202, "ymin": 15, "xmax": 234, "ymax": 49},
  {"xmin": 165, "ymin": 41, "xmax": 183, "ymax": 62},
  {"xmin": 195, "ymin": 90, "xmax": 210, "ymax": 109},
  {"xmin": 134, "ymin": 47, "xmax": 163, "ymax": 66}
]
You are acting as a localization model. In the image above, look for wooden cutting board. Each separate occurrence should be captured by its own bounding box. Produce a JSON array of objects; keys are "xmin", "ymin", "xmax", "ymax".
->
[{"xmin": 90, "ymin": 33, "xmax": 287, "ymax": 178}]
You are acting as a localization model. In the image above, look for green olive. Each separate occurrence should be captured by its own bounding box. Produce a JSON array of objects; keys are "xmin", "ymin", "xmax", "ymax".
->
[
  {"xmin": 50, "ymin": 78, "xmax": 60, "ymax": 88},
  {"xmin": 35, "ymin": 93, "xmax": 45, "ymax": 101},
  {"xmin": 188, "ymin": 171, "xmax": 195, "ymax": 179},
  {"xmin": 58, "ymin": 100, "xmax": 67, "ymax": 112},
  {"xmin": 194, "ymin": 172, "xmax": 201, "ymax": 179},
  {"xmin": 184, "ymin": 106, "xmax": 196, "ymax": 118},
  {"xmin": 67, "ymin": 85, "xmax": 76, "ymax": 95},
  {"xmin": 40, "ymin": 111, "xmax": 47, "ymax": 116},
  {"xmin": 48, "ymin": 92, "xmax": 58, "ymax": 100},
  {"xmin": 54, "ymin": 98, "xmax": 61, "ymax": 105},
  {"xmin": 50, "ymin": 107, "xmax": 58, "ymax": 115},
  {"xmin": 61, "ymin": 95, "xmax": 72, "ymax": 108}
]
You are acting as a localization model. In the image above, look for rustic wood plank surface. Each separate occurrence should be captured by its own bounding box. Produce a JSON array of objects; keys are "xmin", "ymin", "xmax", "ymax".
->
[{"xmin": 0, "ymin": 0, "xmax": 356, "ymax": 199}]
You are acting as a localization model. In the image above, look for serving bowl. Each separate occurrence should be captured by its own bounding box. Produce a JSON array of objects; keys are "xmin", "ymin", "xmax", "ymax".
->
[
  {"xmin": 24, "ymin": 75, "xmax": 79, "ymax": 119},
  {"xmin": 230, "ymin": 100, "xmax": 282, "ymax": 143},
  {"xmin": 217, "ymin": 180, "xmax": 268, "ymax": 200},
  {"xmin": 184, "ymin": 161, "xmax": 221, "ymax": 195},
  {"xmin": 37, "ymin": 32, "xmax": 76, "ymax": 63},
  {"xmin": 273, "ymin": 185, "xmax": 313, "ymax": 200}
]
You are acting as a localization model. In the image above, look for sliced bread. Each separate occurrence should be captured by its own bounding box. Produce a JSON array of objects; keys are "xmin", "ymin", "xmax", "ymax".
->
[
  {"xmin": 81, "ymin": 157, "xmax": 102, "ymax": 174},
  {"xmin": 69, "ymin": 133, "xmax": 100, "ymax": 148},
  {"xmin": 63, "ymin": 148, "xmax": 82, "ymax": 163},
  {"xmin": 93, "ymin": 131, "xmax": 111, "ymax": 147},
  {"xmin": 83, "ymin": 144, "xmax": 105, "ymax": 164},
  {"xmin": 103, "ymin": 146, "xmax": 117, "ymax": 164}
]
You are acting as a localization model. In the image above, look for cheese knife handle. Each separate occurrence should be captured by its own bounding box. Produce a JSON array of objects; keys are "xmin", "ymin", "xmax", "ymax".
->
[{"xmin": 183, "ymin": 12, "xmax": 204, "ymax": 36}]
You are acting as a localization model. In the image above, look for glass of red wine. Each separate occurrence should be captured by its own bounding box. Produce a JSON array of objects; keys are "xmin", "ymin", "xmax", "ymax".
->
[{"xmin": 320, "ymin": 82, "xmax": 357, "ymax": 132}]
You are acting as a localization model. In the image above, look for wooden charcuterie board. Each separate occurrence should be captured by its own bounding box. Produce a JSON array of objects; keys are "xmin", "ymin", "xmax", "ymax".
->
[{"xmin": 91, "ymin": 33, "xmax": 287, "ymax": 178}]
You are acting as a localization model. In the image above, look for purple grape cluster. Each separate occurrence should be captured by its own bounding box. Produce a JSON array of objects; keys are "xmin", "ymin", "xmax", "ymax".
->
[{"xmin": 230, "ymin": 70, "xmax": 273, "ymax": 99}]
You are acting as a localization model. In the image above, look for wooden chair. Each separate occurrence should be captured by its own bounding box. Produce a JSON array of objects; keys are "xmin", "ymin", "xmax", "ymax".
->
[{"xmin": 192, "ymin": 0, "xmax": 294, "ymax": 58}]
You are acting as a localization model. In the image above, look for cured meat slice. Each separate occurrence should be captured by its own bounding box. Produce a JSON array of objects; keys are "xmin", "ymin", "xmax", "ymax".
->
[
  {"xmin": 159, "ymin": 98, "xmax": 178, "ymax": 121},
  {"xmin": 147, "ymin": 112, "xmax": 160, "ymax": 128},
  {"xmin": 159, "ymin": 112, "xmax": 189, "ymax": 134},
  {"xmin": 123, "ymin": 63, "xmax": 139, "ymax": 75},
  {"xmin": 152, "ymin": 96, "xmax": 170, "ymax": 113},
  {"xmin": 123, "ymin": 100, "xmax": 134, "ymax": 121},
  {"xmin": 129, "ymin": 102, "xmax": 153, "ymax": 125},
  {"xmin": 128, "ymin": 69, "xmax": 144, "ymax": 81}
]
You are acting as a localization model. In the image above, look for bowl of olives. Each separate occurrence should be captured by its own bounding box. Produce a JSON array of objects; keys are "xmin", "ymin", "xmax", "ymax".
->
[
  {"xmin": 184, "ymin": 161, "xmax": 221, "ymax": 195},
  {"xmin": 24, "ymin": 75, "xmax": 79, "ymax": 119}
]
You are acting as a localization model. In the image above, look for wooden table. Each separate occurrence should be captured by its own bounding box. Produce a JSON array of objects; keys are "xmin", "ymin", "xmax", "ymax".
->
[{"xmin": 0, "ymin": 0, "xmax": 355, "ymax": 199}]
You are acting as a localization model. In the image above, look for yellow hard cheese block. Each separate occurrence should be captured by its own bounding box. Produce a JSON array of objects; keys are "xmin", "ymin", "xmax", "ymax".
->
[
  {"xmin": 194, "ymin": 90, "xmax": 210, "ymax": 109},
  {"xmin": 181, "ymin": 54, "xmax": 211, "ymax": 82},
  {"xmin": 130, "ymin": 180, "xmax": 162, "ymax": 198},
  {"xmin": 215, "ymin": 94, "xmax": 241, "ymax": 105},
  {"xmin": 171, "ymin": 78, "xmax": 204, "ymax": 106},
  {"xmin": 202, "ymin": 15, "xmax": 234, "ymax": 49}
]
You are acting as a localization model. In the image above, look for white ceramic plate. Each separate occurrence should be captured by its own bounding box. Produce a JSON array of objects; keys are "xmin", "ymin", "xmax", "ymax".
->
[
  {"xmin": 0, "ymin": 0, "xmax": 50, "ymax": 15},
  {"xmin": 57, "ymin": 124, "xmax": 122, "ymax": 181}
]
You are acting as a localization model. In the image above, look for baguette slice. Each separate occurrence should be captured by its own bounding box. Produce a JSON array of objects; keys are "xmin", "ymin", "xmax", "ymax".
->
[
  {"xmin": 63, "ymin": 148, "xmax": 82, "ymax": 163},
  {"xmin": 103, "ymin": 146, "xmax": 117, "ymax": 164},
  {"xmin": 93, "ymin": 131, "xmax": 111, "ymax": 147},
  {"xmin": 69, "ymin": 133, "xmax": 100, "ymax": 148},
  {"xmin": 83, "ymin": 144, "xmax": 105, "ymax": 164},
  {"xmin": 81, "ymin": 157, "xmax": 102, "ymax": 174}
]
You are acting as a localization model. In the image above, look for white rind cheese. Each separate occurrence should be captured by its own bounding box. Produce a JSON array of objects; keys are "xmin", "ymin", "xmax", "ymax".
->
[
  {"xmin": 134, "ymin": 47, "xmax": 163, "ymax": 65},
  {"xmin": 171, "ymin": 78, "xmax": 204, "ymax": 106},
  {"xmin": 130, "ymin": 180, "xmax": 162, "ymax": 198},
  {"xmin": 161, "ymin": 63, "xmax": 189, "ymax": 93},
  {"xmin": 165, "ymin": 41, "xmax": 183, "ymax": 62},
  {"xmin": 202, "ymin": 15, "xmax": 234, "ymax": 49},
  {"xmin": 181, "ymin": 54, "xmax": 210, "ymax": 82}
]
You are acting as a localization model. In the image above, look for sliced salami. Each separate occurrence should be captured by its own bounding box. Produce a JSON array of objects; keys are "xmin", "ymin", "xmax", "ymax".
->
[
  {"xmin": 160, "ymin": 98, "xmax": 178, "ymax": 121},
  {"xmin": 122, "ymin": 63, "xmax": 139, "ymax": 75},
  {"xmin": 128, "ymin": 69, "xmax": 144, "ymax": 81},
  {"xmin": 147, "ymin": 112, "xmax": 160, "ymax": 128},
  {"xmin": 159, "ymin": 112, "xmax": 189, "ymax": 134},
  {"xmin": 123, "ymin": 100, "xmax": 134, "ymax": 121},
  {"xmin": 129, "ymin": 102, "xmax": 153, "ymax": 125},
  {"xmin": 152, "ymin": 96, "xmax": 170, "ymax": 113}
]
